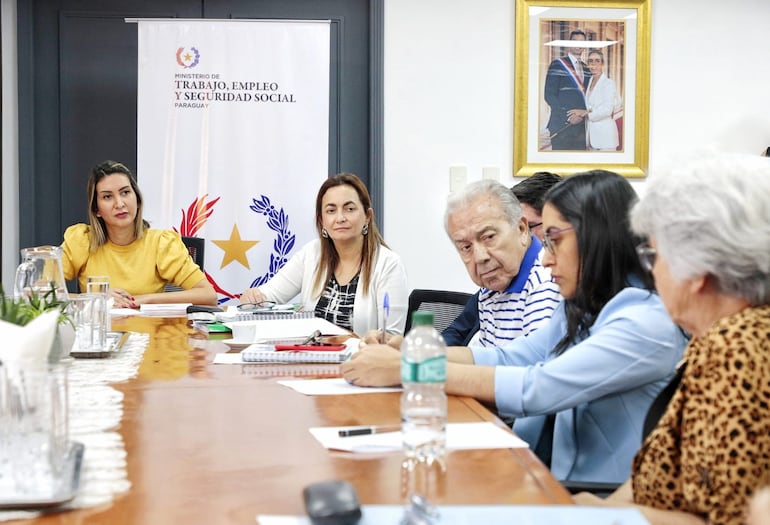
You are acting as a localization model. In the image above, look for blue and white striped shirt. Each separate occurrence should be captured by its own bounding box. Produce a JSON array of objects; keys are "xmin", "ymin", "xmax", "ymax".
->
[{"xmin": 474, "ymin": 237, "xmax": 561, "ymax": 347}]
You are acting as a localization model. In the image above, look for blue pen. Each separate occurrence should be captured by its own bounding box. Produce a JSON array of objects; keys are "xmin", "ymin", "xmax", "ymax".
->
[{"xmin": 381, "ymin": 292, "xmax": 390, "ymax": 344}]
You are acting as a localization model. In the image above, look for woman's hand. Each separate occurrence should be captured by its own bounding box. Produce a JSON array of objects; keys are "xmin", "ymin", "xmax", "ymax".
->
[
  {"xmin": 240, "ymin": 287, "xmax": 267, "ymax": 304},
  {"xmin": 111, "ymin": 288, "xmax": 136, "ymax": 309},
  {"xmin": 341, "ymin": 342, "xmax": 402, "ymax": 387},
  {"xmin": 362, "ymin": 330, "xmax": 403, "ymax": 348}
]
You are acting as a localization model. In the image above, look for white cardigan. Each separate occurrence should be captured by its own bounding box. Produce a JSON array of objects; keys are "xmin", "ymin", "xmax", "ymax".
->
[{"xmin": 258, "ymin": 239, "xmax": 409, "ymax": 335}]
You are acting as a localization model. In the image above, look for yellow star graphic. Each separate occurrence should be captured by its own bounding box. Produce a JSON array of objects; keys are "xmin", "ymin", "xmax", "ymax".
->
[
  {"xmin": 184, "ymin": 52, "xmax": 192, "ymax": 62},
  {"xmin": 212, "ymin": 224, "xmax": 259, "ymax": 269}
]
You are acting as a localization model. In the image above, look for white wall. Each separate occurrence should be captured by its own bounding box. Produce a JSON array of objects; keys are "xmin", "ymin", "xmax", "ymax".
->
[
  {"xmin": 4, "ymin": 0, "xmax": 770, "ymax": 291},
  {"xmin": 384, "ymin": 0, "xmax": 770, "ymax": 293}
]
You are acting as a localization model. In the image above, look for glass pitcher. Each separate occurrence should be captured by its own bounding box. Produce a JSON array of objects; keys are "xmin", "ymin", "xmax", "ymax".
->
[{"xmin": 14, "ymin": 246, "xmax": 69, "ymax": 302}]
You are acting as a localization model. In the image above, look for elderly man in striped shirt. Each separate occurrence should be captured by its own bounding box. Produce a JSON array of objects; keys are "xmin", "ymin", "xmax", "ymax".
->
[{"xmin": 444, "ymin": 179, "xmax": 562, "ymax": 348}]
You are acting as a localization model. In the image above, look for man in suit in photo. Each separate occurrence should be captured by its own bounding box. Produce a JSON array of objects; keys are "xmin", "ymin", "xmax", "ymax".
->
[{"xmin": 544, "ymin": 29, "xmax": 590, "ymax": 151}]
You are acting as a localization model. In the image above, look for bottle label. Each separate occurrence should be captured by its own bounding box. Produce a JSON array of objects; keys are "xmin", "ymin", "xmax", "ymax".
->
[{"xmin": 401, "ymin": 356, "xmax": 447, "ymax": 383}]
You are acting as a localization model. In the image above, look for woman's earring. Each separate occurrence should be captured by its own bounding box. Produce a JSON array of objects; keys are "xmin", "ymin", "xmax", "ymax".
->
[
  {"xmin": 322, "ymin": 228, "xmax": 329, "ymax": 238},
  {"xmin": 362, "ymin": 223, "xmax": 369, "ymax": 236}
]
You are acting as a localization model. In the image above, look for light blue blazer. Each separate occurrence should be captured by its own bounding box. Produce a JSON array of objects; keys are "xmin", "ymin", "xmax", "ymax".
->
[{"xmin": 471, "ymin": 285, "xmax": 687, "ymax": 482}]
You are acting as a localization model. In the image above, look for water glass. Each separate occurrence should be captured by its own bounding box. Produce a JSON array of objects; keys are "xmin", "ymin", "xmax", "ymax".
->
[
  {"xmin": 68, "ymin": 293, "xmax": 108, "ymax": 353},
  {"xmin": 1, "ymin": 364, "xmax": 69, "ymax": 497},
  {"xmin": 86, "ymin": 275, "xmax": 111, "ymax": 332}
]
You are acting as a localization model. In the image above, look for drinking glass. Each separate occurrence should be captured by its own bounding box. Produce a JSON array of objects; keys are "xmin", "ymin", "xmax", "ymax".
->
[
  {"xmin": 86, "ymin": 275, "xmax": 111, "ymax": 333},
  {"xmin": 68, "ymin": 294, "xmax": 107, "ymax": 353},
  {"xmin": 4, "ymin": 364, "xmax": 69, "ymax": 497}
]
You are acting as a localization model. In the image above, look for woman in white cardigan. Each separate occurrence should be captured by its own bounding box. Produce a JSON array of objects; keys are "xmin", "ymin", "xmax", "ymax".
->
[
  {"xmin": 240, "ymin": 173, "xmax": 408, "ymax": 336},
  {"xmin": 584, "ymin": 50, "xmax": 620, "ymax": 151}
]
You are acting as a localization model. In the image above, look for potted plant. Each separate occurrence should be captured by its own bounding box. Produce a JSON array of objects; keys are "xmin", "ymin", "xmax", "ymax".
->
[{"xmin": 0, "ymin": 285, "xmax": 73, "ymax": 362}]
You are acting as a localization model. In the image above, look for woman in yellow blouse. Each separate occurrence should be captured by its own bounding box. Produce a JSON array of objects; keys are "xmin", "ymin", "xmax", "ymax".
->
[
  {"xmin": 62, "ymin": 160, "xmax": 217, "ymax": 308},
  {"xmin": 574, "ymin": 152, "xmax": 770, "ymax": 525}
]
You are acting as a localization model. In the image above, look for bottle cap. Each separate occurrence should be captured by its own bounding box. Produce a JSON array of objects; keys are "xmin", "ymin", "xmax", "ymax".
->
[{"xmin": 411, "ymin": 311, "xmax": 434, "ymax": 327}]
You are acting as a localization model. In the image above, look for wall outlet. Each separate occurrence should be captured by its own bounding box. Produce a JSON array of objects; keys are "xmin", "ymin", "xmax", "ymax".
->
[
  {"xmin": 482, "ymin": 166, "xmax": 499, "ymax": 181},
  {"xmin": 449, "ymin": 166, "xmax": 467, "ymax": 192}
]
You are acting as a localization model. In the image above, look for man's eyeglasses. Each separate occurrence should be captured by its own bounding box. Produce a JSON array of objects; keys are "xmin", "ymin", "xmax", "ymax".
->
[
  {"xmin": 528, "ymin": 221, "xmax": 543, "ymax": 232},
  {"xmin": 237, "ymin": 301, "xmax": 277, "ymax": 312},
  {"xmin": 542, "ymin": 226, "xmax": 574, "ymax": 255},
  {"xmin": 636, "ymin": 243, "xmax": 657, "ymax": 273}
]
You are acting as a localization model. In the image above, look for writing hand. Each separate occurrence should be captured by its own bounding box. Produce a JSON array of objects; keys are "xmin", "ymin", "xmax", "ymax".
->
[
  {"xmin": 362, "ymin": 330, "xmax": 403, "ymax": 348},
  {"xmin": 341, "ymin": 343, "xmax": 402, "ymax": 387}
]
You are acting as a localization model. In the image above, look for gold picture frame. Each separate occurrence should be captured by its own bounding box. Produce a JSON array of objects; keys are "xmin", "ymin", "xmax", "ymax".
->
[{"xmin": 513, "ymin": 0, "xmax": 651, "ymax": 177}]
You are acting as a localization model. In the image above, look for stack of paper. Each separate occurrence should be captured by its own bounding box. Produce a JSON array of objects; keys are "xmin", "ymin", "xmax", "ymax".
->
[{"xmin": 139, "ymin": 303, "xmax": 192, "ymax": 317}]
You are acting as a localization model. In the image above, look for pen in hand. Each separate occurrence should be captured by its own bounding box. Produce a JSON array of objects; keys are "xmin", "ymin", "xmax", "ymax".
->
[
  {"xmin": 338, "ymin": 424, "xmax": 401, "ymax": 437},
  {"xmin": 381, "ymin": 292, "xmax": 390, "ymax": 344}
]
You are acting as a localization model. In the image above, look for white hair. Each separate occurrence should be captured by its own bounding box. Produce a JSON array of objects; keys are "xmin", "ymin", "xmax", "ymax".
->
[
  {"xmin": 444, "ymin": 179, "xmax": 522, "ymax": 234},
  {"xmin": 631, "ymin": 152, "xmax": 770, "ymax": 305}
]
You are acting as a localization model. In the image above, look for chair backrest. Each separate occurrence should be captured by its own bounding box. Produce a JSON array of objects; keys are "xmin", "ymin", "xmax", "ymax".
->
[
  {"xmin": 404, "ymin": 289, "xmax": 473, "ymax": 334},
  {"xmin": 181, "ymin": 236, "xmax": 205, "ymax": 271},
  {"xmin": 165, "ymin": 236, "xmax": 205, "ymax": 292}
]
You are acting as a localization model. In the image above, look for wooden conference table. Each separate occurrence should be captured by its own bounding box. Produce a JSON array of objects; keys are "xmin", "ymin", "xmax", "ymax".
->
[{"xmin": 29, "ymin": 316, "xmax": 571, "ymax": 524}]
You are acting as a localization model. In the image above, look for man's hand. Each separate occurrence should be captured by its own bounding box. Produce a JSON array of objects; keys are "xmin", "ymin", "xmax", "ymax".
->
[
  {"xmin": 341, "ymin": 342, "xmax": 402, "ymax": 387},
  {"xmin": 567, "ymin": 108, "xmax": 588, "ymax": 124}
]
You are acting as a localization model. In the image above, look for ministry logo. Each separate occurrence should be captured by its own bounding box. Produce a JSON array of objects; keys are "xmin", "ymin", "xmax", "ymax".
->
[{"xmin": 176, "ymin": 47, "xmax": 201, "ymax": 68}]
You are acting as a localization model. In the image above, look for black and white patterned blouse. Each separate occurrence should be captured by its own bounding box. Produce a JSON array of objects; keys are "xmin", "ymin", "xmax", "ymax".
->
[{"xmin": 314, "ymin": 273, "xmax": 359, "ymax": 331}]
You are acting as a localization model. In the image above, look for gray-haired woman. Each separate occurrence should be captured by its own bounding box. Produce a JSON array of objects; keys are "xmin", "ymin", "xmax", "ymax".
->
[{"xmin": 575, "ymin": 152, "xmax": 770, "ymax": 525}]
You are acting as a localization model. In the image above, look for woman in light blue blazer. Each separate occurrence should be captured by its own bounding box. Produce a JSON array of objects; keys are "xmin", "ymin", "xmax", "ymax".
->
[
  {"xmin": 470, "ymin": 170, "xmax": 686, "ymax": 483},
  {"xmin": 345, "ymin": 170, "xmax": 686, "ymax": 484}
]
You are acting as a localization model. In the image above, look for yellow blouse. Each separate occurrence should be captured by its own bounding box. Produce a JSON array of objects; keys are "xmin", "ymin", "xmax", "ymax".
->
[{"xmin": 62, "ymin": 224, "xmax": 205, "ymax": 295}]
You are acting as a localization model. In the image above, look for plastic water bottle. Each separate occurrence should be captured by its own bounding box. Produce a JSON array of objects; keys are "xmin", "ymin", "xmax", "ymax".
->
[{"xmin": 400, "ymin": 311, "xmax": 447, "ymax": 470}]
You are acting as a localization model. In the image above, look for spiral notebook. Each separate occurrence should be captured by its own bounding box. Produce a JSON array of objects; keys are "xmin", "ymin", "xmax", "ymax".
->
[
  {"xmin": 240, "ymin": 344, "xmax": 352, "ymax": 363},
  {"xmin": 227, "ymin": 310, "xmax": 315, "ymax": 322},
  {"xmin": 240, "ymin": 363, "xmax": 341, "ymax": 378}
]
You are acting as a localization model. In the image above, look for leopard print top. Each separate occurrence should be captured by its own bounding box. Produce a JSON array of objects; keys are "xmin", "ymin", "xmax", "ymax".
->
[{"xmin": 632, "ymin": 304, "xmax": 770, "ymax": 525}]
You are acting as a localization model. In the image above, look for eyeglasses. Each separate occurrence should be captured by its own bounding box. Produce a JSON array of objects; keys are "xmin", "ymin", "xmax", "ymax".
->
[
  {"xmin": 528, "ymin": 221, "xmax": 543, "ymax": 231},
  {"xmin": 237, "ymin": 300, "xmax": 277, "ymax": 312},
  {"xmin": 587, "ymin": 59, "xmax": 603, "ymax": 64},
  {"xmin": 542, "ymin": 226, "xmax": 574, "ymax": 255},
  {"xmin": 636, "ymin": 243, "xmax": 657, "ymax": 272}
]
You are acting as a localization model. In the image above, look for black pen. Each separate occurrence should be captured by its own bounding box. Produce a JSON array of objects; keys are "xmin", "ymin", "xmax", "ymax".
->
[{"xmin": 338, "ymin": 424, "xmax": 401, "ymax": 437}]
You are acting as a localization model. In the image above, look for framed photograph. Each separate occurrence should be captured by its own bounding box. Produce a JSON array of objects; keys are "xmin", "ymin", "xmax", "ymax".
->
[{"xmin": 513, "ymin": 0, "xmax": 651, "ymax": 177}]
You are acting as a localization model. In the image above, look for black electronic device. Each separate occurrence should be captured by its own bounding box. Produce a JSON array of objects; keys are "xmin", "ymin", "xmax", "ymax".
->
[
  {"xmin": 186, "ymin": 305, "xmax": 224, "ymax": 314},
  {"xmin": 302, "ymin": 480, "xmax": 362, "ymax": 525}
]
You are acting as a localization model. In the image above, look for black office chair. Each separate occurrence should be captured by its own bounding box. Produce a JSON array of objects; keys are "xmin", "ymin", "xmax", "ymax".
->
[
  {"xmin": 404, "ymin": 289, "xmax": 473, "ymax": 334},
  {"xmin": 165, "ymin": 236, "xmax": 205, "ymax": 292}
]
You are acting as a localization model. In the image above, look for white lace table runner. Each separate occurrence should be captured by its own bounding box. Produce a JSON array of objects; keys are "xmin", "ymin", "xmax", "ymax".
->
[{"xmin": 0, "ymin": 332, "xmax": 149, "ymax": 522}]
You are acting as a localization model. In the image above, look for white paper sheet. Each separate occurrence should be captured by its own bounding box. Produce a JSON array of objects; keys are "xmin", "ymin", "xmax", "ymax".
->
[
  {"xmin": 278, "ymin": 377, "xmax": 401, "ymax": 395},
  {"xmin": 213, "ymin": 353, "xmax": 245, "ymax": 364},
  {"xmin": 308, "ymin": 422, "xmax": 528, "ymax": 453},
  {"xmin": 224, "ymin": 317, "xmax": 350, "ymax": 339},
  {"xmin": 110, "ymin": 308, "xmax": 142, "ymax": 317}
]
